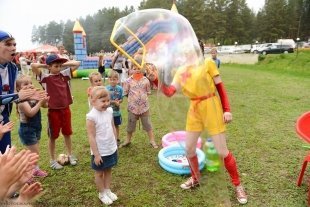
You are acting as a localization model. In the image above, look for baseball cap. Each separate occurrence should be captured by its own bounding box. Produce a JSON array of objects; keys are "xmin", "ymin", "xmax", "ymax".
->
[
  {"xmin": 0, "ymin": 30, "xmax": 14, "ymax": 42},
  {"xmin": 46, "ymin": 54, "xmax": 68, "ymax": 65}
]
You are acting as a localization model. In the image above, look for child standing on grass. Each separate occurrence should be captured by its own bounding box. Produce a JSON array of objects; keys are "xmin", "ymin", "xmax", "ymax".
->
[
  {"xmin": 105, "ymin": 71, "xmax": 123, "ymax": 145},
  {"xmin": 120, "ymin": 55, "xmax": 158, "ymax": 149},
  {"xmin": 16, "ymin": 75, "xmax": 49, "ymax": 177},
  {"xmin": 31, "ymin": 54, "xmax": 80, "ymax": 170},
  {"xmin": 86, "ymin": 86, "xmax": 118, "ymax": 205},
  {"xmin": 211, "ymin": 47, "xmax": 221, "ymax": 69},
  {"xmin": 87, "ymin": 72, "xmax": 103, "ymax": 109}
]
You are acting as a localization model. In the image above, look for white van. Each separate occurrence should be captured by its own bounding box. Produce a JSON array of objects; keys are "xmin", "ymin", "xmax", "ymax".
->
[{"xmin": 277, "ymin": 39, "xmax": 296, "ymax": 48}]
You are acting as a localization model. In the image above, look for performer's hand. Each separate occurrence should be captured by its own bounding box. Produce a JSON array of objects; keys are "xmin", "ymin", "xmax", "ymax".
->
[
  {"xmin": 223, "ymin": 112, "xmax": 232, "ymax": 123},
  {"xmin": 18, "ymin": 88, "xmax": 35, "ymax": 101},
  {"xmin": 161, "ymin": 84, "xmax": 176, "ymax": 97}
]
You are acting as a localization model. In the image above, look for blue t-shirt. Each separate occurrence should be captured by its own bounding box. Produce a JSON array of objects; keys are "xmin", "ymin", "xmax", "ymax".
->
[
  {"xmin": 213, "ymin": 58, "xmax": 221, "ymax": 69},
  {"xmin": 106, "ymin": 85, "xmax": 123, "ymax": 117}
]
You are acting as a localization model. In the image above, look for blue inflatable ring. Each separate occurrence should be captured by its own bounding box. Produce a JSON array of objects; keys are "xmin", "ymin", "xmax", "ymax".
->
[{"xmin": 158, "ymin": 145, "xmax": 205, "ymax": 175}]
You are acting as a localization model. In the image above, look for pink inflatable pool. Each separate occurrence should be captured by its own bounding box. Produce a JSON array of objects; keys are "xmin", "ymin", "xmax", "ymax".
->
[{"xmin": 161, "ymin": 131, "xmax": 202, "ymax": 148}]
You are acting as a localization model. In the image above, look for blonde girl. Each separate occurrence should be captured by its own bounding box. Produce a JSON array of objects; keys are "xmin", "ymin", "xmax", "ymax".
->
[
  {"xmin": 87, "ymin": 72, "xmax": 103, "ymax": 109},
  {"xmin": 16, "ymin": 75, "xmax": 49, "ymax": 177},
  {"xmin": 86, "ymin": 86, "xmax": 118, "ymax": 205}
]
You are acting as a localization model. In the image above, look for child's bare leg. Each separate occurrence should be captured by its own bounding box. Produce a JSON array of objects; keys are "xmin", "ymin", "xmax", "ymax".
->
[
  {"xmin": 147, "ymin": 130, "xmax": 158, "ymax": 148},
  {"xmin": 147, "ymin": 130, "xmax": 155, "ymax": 142},
  {"xmin": 125, "ymin": 132, "xmax": 132, "ymax": 144},
  {"xmin": 95, "ymin": 171, "xmax": 105, "ymax": 193},
  {"xmin": 48, "ymin": 138, "xmax": 56, "ymax": 161},
  {"xmin": 26, "ymin": 143, "xmax": 39, "ymax": 155},
  {"xmin": 102, "ymin": 168, "xmax": 117, "ymax": 201},
  {"xmin": 121, "ymin": 112, "xmax": 136, "ymax": 147},
  {"xmin": 27, "ymin": 143, "xmax": 45, "ymax": 173},
  {"xmin": 103, "ymin": 169, "xmax": 112, "ymax": 189},
  {"xmin": 64, "ymin": 135, "xmax": 77, "ymax": 165},
  {"xmin": 64, "ymin": 135, "xmax": 72, "ymax": 155},
  {"xmin": 115, "ymin": 125, "xmax": 120, "ymax": 140}
]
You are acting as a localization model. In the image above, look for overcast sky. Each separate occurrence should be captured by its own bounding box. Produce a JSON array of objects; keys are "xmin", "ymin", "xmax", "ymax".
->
[{"xmin": 0, "ymin": 0, "xmax": 264, "ymax": 51}]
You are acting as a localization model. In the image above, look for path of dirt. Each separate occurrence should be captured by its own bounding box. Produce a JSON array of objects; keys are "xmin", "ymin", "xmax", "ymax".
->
[{"xmin": 205, "ymin": 53, "xmax": 259, "ymax": 64}]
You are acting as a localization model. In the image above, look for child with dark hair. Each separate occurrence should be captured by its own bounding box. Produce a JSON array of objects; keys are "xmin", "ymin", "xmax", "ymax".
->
[
  {"xmin": 31, "ymin": 54, "xmax": 80, "ymax": 170},
  {"xmin": 98, "ymin": 54, "xmax": 106, "ymax": 83}
]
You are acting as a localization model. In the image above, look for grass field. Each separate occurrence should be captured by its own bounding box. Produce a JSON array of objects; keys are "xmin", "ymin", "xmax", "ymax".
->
[{"xmin": 9, "ymin": 51, "xmax": 310, "ymax": 206}]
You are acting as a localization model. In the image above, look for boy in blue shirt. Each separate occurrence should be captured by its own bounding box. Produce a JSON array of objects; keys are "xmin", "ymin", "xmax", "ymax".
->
[
  {"xmin": 211, "ymin": 47, "xmax": 221, "ymax": 69},
  {"xmin": 105, "ymin": 71, "xmax": 123, "ymax": 145}
]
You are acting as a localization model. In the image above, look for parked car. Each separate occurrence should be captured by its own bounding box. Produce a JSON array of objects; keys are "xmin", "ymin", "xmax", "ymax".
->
[
  {"xmin": 260, "ymin": 44, "xmax": 294, "ymax": 55},
  {"xmin": 251, "ymin": 43, "xmax": 275, "ymax": 54},
  {"xmin": 217, "ymin": 46, "xmax": 236, "ymax": 54}
]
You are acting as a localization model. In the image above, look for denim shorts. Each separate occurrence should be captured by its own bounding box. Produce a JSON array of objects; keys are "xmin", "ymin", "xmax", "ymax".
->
[
  {"xmin": 19, "ymin": 123, "xmax": 42, "ymax": 146},
  {"xmin": 91, "ymin": 150, "xmax": 118, "ymax": 171},
  {"xmin": 113, "ymin": 115, "xmax": 122, "ymax": 126}
]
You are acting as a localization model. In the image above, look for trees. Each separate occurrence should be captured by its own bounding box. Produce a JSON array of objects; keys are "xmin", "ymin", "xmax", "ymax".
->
[{"xmin": 31, "ymin": 0, "xmax": 309, "ymax": 54}]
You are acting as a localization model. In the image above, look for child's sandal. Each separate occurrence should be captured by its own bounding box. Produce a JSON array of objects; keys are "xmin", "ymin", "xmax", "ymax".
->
[
  {"xmin": 150, "ymin": 142, "xmax": 159, "ymax": 149},
  {"xmin": 119, "ymin": 142, "xmax": 131, "ymax": 148}
]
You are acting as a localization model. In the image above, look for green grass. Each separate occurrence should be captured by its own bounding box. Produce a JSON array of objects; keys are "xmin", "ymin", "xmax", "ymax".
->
[
  {"xmin": 240, "ymin": 50, "xmax": 310, "ymax": 78},
  {"xmin": 10, "ymin": 52, "xmax": 310, "ymax": 206}
]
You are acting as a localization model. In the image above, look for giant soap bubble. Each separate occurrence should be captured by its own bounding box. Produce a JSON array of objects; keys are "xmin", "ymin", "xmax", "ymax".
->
[
  {"xmin": 110, "ymin": 8, "xmax": 204, "ymax": 85},
  {"xmin": 110, "ymin": 9, "xmax": 220, "ymax": 137}
]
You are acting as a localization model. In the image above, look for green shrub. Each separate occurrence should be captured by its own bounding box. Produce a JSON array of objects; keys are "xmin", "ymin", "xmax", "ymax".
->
[
  {"xmin": 258, "ymin": 54, "xmax": 266, "ymax": 61},
  {"xmin": 279, "ymin": 54, "xmax": 286, "ymax": 59}
]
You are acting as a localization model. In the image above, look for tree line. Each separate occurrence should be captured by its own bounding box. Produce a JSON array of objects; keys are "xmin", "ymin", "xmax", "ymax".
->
[{"xmin": 31, "ymin": 0, "xmax": 310, "ymax": 54}]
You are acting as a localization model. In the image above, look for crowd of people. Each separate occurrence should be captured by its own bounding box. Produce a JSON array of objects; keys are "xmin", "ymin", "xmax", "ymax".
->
[{"xmin": 0, "ymin": 28, "xmax": 247, "ymax": 206}]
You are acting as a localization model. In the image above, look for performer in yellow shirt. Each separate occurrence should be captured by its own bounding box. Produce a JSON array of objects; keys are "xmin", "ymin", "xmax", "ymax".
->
[{"xmin": 161, "ymin": 59, "xmax": 247, "ymax": 205}]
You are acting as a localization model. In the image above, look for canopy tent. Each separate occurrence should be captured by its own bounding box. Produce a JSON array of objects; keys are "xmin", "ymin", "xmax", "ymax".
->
[{"xmin": 24, "ymin": 44, "xmax": 58, "ymax": 53}]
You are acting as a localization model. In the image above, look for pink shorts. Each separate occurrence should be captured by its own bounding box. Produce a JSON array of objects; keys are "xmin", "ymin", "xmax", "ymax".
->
[{"xmin": 48, "ymin": 107, "xmax": 72, "ymax": 139}]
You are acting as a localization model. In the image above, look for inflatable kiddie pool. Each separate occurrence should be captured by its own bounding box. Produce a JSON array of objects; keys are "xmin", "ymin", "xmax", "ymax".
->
[
  {"xmin": 158, "ymin": 145, "xmax": 205, "ymax": 175},
  {"xmin": 161, "ymin": 131, "xmax": 202, "ymax": 148}
]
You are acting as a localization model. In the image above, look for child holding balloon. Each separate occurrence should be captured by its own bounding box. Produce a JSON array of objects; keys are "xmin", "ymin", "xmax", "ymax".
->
[{"xmin": 161, "ymin": 59, "xmax": 247, "ymax": 204}]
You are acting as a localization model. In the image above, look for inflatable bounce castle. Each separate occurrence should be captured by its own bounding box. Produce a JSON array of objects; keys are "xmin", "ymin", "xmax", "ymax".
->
[{"xmin": 72, "ymin": 20, "xmax": 111, "ymax": 78}]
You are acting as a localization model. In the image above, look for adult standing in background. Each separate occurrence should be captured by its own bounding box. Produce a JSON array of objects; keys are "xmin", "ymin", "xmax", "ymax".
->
[
  {"xmin": 0, "ymin": 30, "xmax": 46, "ymax": 154},
  {"xmin": 98, "ymin": 54, "xmax": 106, "ymax": 83},
  {"xmin": 58, "ymin": 45, "xmax": 70, "ymax": 60},
  {"xmin": 111, "ymin": 49, "xmax": 125, "ymax": 84},
  {"xmin": 19, "ymin": 52, "xmax": 31, "ymax": 75},
  {"xmin": 199, "ymin": 39, "xmax": 205, "ymax": 57}
]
